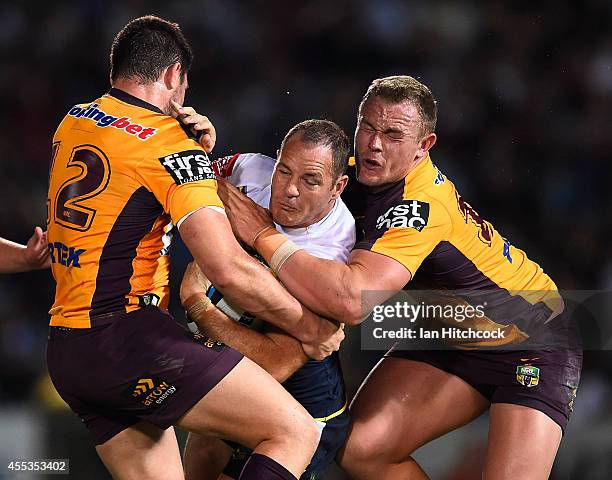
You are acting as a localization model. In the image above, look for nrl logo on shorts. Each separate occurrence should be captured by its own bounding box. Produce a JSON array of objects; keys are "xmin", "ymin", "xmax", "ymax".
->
[{"xmin": 516, "ymin": 365, "xmax": 540, "ymax": 387}]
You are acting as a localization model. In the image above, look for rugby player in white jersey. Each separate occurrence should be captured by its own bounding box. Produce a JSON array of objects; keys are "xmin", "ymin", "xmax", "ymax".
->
[{"xmin": 179, "ymin": 119, "xmax": 355, "ymax": 480}]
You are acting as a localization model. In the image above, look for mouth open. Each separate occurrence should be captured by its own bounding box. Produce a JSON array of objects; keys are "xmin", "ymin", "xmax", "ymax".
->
[{"xmin": 362, "ymin": 158, "xmax": 382, "ymax": 170}]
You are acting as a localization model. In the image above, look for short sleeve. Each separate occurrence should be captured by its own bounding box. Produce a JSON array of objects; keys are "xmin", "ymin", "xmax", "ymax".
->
[
  {"xmin": 224, "ymin": 153, "xmax": 277, "ymax": 189},
  {"xmin": 136, "ymin": 137, "xmax": 223, "ymax": 224},
  {"xmin": 354, "ymin": 198, "xmax": 451, "ymax": 275}
]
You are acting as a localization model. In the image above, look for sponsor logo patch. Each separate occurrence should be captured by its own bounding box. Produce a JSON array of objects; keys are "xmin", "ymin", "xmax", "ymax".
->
[
  {"xmin": 455, "ymin": 192, "xmax": 493, "ymax": 245},
  {"xmin": 192, "ymin": 334, "xmax": 225, "ymax": 352},
  {"xmin": 67, "ymin": 104, "xmax": 157, "ymax": 140},
  {"xmin": 138, "ymin": 293, "xmax": 161, "ymax": 308},
  {"xmin": 48, "ymin": 242, "xmax": 86, "ymax": 268},
  {"xmin": 376, "ymin": 200, "xmax": 430, "ymax": 231},
  {"xmin": 159, "ymin": 150, "xmax": 216, "ymax": 185},
  {"xmin": 125, "ymin": 374, "xmax": 178, "ymax": 408},
  {"xmin": 502, "ymin": 237, "xmax": 513, "ymax": 263},
  {"xmin": 434, "ymin": 166, "xmax": 445, "ymax": 185},
  {"xmin": 212, "ymin": 153, "xmax": 240, "ymax": 177},
  {"xmin": 568, "ymin": 387, "xmax": 578, "ymax": 412},
  {"xmin": 516, "ymin": 365, "xmax": 540, "ymax": 387}
]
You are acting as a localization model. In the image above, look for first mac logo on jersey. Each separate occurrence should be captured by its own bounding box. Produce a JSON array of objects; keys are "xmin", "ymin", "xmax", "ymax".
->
[
  {"xmin": 159, "ymin": 150, "xmax": 216, "ymax": 185},
  {"xmin": 376, "ymin": 200, "xmax": 430, "ymax": 231}
]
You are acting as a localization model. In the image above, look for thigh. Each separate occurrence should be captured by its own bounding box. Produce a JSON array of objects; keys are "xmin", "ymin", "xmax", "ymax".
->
[
  {"xmin": 489, "ymin": 348, "xmax": 583, "ymax": 433},
  {"xmin": 48, "ymin": 308, "xmax": 244, "ymax": 444},
  {"xmin": 342, "ymin": 356, "xmax": 489, "ymax": 462},
  {"xmin": 484, "ymin": 403, "xmax": 562, "ymax": 480},
  {"xmin": 96, "ymin": 421, "xmax": 183, "ymax": 480},
  {"xmin": 177, "ymin": 355, "xmax": 313, "ymax": 450},
  {"xmin": 184, "ymin": 433, "xmax": 232, "ymax": 480}
]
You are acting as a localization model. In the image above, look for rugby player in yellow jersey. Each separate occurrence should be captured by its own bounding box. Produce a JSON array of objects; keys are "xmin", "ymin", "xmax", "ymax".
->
[
  {"xmin": 218, "ymin": 76, "xmax": 582, "ymax": 479},
  {"xmin": 46, "ymin": 16, "xmax": 343, "ymax": 480}
]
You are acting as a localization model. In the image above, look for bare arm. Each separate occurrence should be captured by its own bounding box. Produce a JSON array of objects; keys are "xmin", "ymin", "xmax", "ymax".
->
[
  {"xmin": 190, "ymin": 300, "xmax": 308, "ymax": 382},
  {"xmin": 0, "ymin": 227, "xmax": 51, "ymax": 273},
  {"xmin": 179, "ymin": 208, "xmax": 343, "ymax": 353},
  {"xmin": 180, "ymin": 261, "xmax": 308, "ymax": 381},
  {"xmin": 272, "ymin": 248, "xmax": 411, "ymax": 325}
]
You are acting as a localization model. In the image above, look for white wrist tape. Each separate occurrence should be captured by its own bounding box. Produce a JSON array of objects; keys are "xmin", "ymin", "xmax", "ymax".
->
[{"xmin": 269, "ymin": 240, "xmax": 303, "ymax": 273}]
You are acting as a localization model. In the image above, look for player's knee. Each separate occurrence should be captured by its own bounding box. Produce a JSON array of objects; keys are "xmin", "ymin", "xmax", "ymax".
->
[
  {"xmin": 272, "ymin": 407, "xmax": 319, "ymax": 456},
  {"xmin": 185, "ymin": 433, "xmax": 226, "ymax": 462},
  {"xmin": 339, "ymin": 422, "xmax": 389, "ymax": 471},
  {"xmin": 281, "ymin": 410, "xmax": 320, "ymax": 454}
]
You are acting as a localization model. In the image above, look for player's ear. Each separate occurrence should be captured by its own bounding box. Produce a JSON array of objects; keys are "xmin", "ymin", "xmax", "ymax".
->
[
  {"xmin": 163, "ymin": 63, "xmax": 182, "ymax": 90},
  {"xmin": 416, "ymin": 132, "xmax": 436, "ymax": 160},
  {"xmin": 331, "ymin": 175, "xmax": 349, "ymax": 200}
]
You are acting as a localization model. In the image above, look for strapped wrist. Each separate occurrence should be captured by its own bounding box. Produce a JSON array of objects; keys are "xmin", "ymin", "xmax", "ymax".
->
[{"xmin": 184, "ymin": 293, "xmax": 214, "ymax": 321}]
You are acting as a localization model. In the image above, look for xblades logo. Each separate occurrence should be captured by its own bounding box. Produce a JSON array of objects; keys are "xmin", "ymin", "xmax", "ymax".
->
[
  {"xmin": 159, "ymin": 150, "xmax": 216, "ymax": 185},
  {"xmin": 376, "ymin": 200, "xmax": 430, "ymax": 231}
]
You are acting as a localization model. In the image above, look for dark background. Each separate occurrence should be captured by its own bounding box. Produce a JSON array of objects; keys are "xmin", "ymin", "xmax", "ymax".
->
[{"xmin": 0, "ymin": 1, "xmax": 610, "ymax": 478}]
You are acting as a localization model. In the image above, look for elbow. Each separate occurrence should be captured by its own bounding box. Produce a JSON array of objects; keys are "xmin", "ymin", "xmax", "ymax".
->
[
  {"xmin": 206, "ymin": 270, "xmax": 235, "ymax": 293},
  {"xmin": 337, "ymin": 298, "xmax": 366, "ymax": 326},
  {"xmin": 199, "ymin": 259, "xmax": 242, "ymax": 293}
]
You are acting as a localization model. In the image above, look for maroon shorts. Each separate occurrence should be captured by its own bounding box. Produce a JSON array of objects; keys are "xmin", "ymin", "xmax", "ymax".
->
[
  {"xmin": 386, "ymin": 348, "xmax": 582, "ymax": 432},
  {"xmin": 47, "ymin": 306, "xmax": 243, "ymax": 445}
]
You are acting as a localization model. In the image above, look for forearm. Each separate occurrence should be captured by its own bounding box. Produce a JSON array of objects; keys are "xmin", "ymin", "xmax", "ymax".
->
[
  {"xmin": 252, "ymin": 230, "xmax": 412, "ymax": 325},
  {"xmin": 212, "ymin": 255, "xmax": 329, "ymax": 343},
  {"xmin": 180, "ymin": 208, "xmax": 328, "ymax": 343},
  {"xmin": 277, "ymin": 251, "xmax": 364, "ymax": 324},
  {"xmin": 0, "ymin": 238, "xmax": 29, "ymax": 273},
  {"xmin": 192, "ymin": 306, "xmax": 308, "ymax": 382},
  {"xmin": 252, "ymin": 230, "xmax": 365, "ymax": 324}
]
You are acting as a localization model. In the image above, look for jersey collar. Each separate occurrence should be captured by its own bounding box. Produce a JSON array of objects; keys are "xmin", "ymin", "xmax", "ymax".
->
[{"xmin": 107, "ymin": 88, "xmax": 164, "ymax": 114}]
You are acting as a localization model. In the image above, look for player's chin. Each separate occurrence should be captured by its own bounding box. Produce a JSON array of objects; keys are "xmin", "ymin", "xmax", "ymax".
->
[
  {"xmin": 272, "ymin": 210, "xmax": 301, "ymax": 228},
  {"xmin": 356, "ymin": 170, "xmax": 383, "ymax": 187}
]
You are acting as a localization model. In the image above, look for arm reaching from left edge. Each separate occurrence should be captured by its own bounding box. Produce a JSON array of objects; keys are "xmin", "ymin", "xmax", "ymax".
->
[
  {"xmin": 217, "ymin": 179, "xmax": 412, "ymax": 325},
  {"xmin": 181, "ymin": 261, "xmax": 309, "ymax": 381},
  {"xmin": 0, "ymin": 227, "xmax": 51, "ymax": 273}
]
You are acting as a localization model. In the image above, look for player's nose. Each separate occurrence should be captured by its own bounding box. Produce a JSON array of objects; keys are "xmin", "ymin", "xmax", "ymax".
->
[
  {"xmin": 285, "ymin": 179, "xmax": 300, "ymax": 198},
  {"xmin": 368, "ymin": 132, "xmax": 383, "ymax": 152}
]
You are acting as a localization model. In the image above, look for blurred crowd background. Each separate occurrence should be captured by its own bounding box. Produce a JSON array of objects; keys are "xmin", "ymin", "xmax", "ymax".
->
[{"xmin": 0, "ymin": 0, "xmax": 610, "ymax": 478}]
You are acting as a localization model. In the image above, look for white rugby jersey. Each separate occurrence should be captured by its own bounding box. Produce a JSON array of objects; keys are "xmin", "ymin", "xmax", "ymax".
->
[{"xmin": 216, "ymin": 153, "xmax": 356, "ymax": 262}]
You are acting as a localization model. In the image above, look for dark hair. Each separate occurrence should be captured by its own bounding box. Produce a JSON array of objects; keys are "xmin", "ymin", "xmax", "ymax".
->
[
  {"xmin": 280, "ymin": 119, "xmax": 350, "ymax": 181},
  {"xmin": 110, "ymin": 15, "xmax": 193, "ymax": 84},
  {"xmin": 359, "ymin": 75, "xmax": 437, "ymax": 136}
]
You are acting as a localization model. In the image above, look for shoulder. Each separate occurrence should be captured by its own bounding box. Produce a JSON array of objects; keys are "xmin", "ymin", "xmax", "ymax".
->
[{"xmin": 222, "ymin": 153, "xmax": 276, "ymax": 188}]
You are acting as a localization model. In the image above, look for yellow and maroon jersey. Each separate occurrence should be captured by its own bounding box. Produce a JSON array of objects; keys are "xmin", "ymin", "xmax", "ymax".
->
[
  {"xmin": 47, "ymin": 88, "xmax": 223, "ymax": 328},
  {"xmin": 354, "ymin": 155, "xmax": 562, "ymax": 346}
]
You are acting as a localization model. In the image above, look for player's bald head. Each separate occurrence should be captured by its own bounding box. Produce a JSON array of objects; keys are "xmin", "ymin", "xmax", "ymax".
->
[
  {"xmin": 110, "ymin": 15, "xmax": 193, "ymax": 84},
  {"xmin": 359, "ymin": 75, "xmax": 438, "ymax": 137}
]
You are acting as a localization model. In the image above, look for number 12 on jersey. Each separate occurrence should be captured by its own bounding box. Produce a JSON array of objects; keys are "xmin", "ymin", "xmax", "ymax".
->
[{"xmin": 48, "ymin": 143, "xmax": 111, "ymax": 232}]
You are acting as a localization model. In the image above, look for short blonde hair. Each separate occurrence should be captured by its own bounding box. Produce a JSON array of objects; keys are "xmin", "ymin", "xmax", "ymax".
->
[{"xmin": 359, "ymin": 75, "xmax": 437, "ymax": 137}]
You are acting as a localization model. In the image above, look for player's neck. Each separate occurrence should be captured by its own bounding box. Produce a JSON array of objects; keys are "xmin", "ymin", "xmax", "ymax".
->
[{"xmin": 111, "ymin": 78, "xmax": 170, "ymax": 115}]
